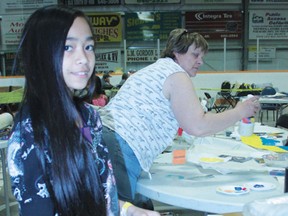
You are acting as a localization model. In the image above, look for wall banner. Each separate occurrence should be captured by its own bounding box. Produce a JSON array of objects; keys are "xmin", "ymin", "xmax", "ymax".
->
[
  {"xmin": 1, "ymin": 15, "xmax": 29, "ymax": 45},
  {"xmin": 186, "ymin": 0, "xmax": 241, "ymax": 3},
  {"xmin": 86, "ymin": 13, "xmax": 122, "ymax": 42},
  {"xmin": 95, "ymin": 49, "xmax": 122, "ymax": 74},
  {"xmin": 0, "ymin": 0, "xmax": 57, "ymax": 14},
  {"xmin": 248, "ymin": 46, "xmax": 276, "ymax": 61},
  {"xmin": 63, "ymin": 0, "xmax": 120, "ymax": 6},
  {"xmin": 249, "ymin": 10, "xmax": 288, "ymax": 39},
  {"xmin": 125, "ymin": 0, "xmax": 180, "ymax": 4},
  {"xmin": 250, "ymin": 0, "xmax": 288, "ymax": 3},
  {"xmin": 125, "ymin": 12, "xmax": 181, "ymax": 41},
  {"xmin": 126, "ymin": 49, "xmax": 159, "ymax": 62},
  {"xmin": 185, "ymin": 11, "xmax": 243, "ymax": 40}
]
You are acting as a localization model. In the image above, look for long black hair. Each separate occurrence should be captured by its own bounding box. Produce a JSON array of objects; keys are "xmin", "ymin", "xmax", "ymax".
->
[{"xmin": 13, "ymin": 5, "xmax": 106, "ymax": 215}]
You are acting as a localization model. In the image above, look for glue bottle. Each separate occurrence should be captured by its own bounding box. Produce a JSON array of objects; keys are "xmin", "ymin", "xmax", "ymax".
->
[
  {"xmin": 238, "ymin": 94, "xmax": 255, "ymax": 137},
  {"xmin": 172, "ymin": 128, "xmax": 186, "ymax": 164}
]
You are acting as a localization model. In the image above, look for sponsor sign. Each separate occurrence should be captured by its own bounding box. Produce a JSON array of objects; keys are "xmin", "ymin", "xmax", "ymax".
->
[
  {"xmin": 249, "ymin": 10, "xmax": 288, "ymax": 39},
  {"xmin": 95, "ymin": 49, "xmax": 122, "ymax": 73},
  {"xmin": 86, "ymin": 13, "xmax": 122, "ymax": 42},
  {"xmin": 125, "ymin": 0, "xmax": 180, "ymax": 3},
  {"xmin": 63, "ymin": 0, "xmax": 120, "ymax": 6},
  {"xmin": 0, "ymin": 0, "xmax": 57, "ymax": 13},
  {"xmin": 250, "ymin": 0, "xmax": 288, "ymax": 3},
  {"xmin": 126, "ymin": 49, "xmax": 159, "ymax": 62},
  {"xmin": 248, "ymin": 46, "xmax": 276, "ymax": 61},
  {"xmin": 1, "ymin": 15, "xmax": 29, "ymax": 45},
  {"xmin": 185, "ymin": 11, "xmax": 243, "ymax": 40},
  {"xmin": 186, "ymin": 0, "xmax": 241, "ymax": 3},
  {"xmin": 125, "ymin": 12, "xmax": 181, "ymax": 41}
]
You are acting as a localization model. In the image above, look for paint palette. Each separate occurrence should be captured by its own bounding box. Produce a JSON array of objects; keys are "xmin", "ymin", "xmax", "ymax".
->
[
  {"xmin": 244, "ymin": 182, "xmax": 276, "ymax": 191},
  {"xmin": 216, "ymin": 185, "xmax": 250, "ymax": 195}
]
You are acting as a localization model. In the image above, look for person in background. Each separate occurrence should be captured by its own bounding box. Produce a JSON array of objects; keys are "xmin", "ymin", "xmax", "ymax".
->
[
  {"xmin": 128, "ymin": 69, "xmax": 137, "ymax": 76},
  {"xmin": 99, "ymin": 29, "xmax": 260, "ymax": 209},
  {"xmin": 92, "ymin": 75, "xmax": 108, "ymax": 107},
  {"xmin": 101, "ymin": 73, "xmax": 115, "ymax": 90},
  {"xmin": 7, "ymin": 5, "xmax": 159, "ymax": 216},
  {"xmin": 117, "ymin": 73, "xmax": 129, "ymax": 88}
]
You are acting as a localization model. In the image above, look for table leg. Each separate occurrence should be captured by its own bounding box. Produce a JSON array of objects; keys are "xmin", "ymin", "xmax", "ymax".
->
[{"xmin": 1, "ymin": 148, "xmax": 10, "ymax": 216}]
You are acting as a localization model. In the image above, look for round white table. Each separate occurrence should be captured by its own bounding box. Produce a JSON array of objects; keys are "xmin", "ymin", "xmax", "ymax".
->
[{"xmin": 136, "ymin": 124, "xmax": 288, "ymax": 214}]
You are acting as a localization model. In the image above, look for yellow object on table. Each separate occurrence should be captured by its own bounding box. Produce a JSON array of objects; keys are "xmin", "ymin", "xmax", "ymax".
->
[{"xmin": 241, "ymin": 134, "xmax": 288, "ymax": 153}]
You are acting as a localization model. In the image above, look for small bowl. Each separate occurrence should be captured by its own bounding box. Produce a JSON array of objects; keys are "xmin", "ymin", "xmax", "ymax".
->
[{"xmin": 263, "ymin": 153, "xmax": 288, "ymax": 168}]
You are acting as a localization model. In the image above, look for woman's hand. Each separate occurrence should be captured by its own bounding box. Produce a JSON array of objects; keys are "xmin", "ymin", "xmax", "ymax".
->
[{"xmin": 235, "ymin": 96, "xmax": 260, "ymax": 118}]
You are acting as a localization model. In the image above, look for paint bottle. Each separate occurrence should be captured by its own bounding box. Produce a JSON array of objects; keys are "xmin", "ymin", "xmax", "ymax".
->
[{"xmin": 238, "ymin": 94, "xmax": 255, "ymax": 137}]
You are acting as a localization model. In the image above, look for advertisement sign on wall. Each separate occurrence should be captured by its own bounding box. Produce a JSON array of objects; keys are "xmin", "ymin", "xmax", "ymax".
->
[
  {"xmin": 63, "ymin": 0, "xmax": 120, "ymax": 6},
  {"xmin": 125, "ymin": 12, "xmax": 181, "ymax": 41},
  {"xmin": 1, "ymin": 15, "xmax": 29, "ymax": 45},
  {"xmin": 248, "ymin": 46, "xmax": 276, "ymax": 61},
  {"xmin": 250, "ymin": 0, "xmax": 288, "ymax": 3},
  {"xmin": 125, "ymin": 0, "xmax": 180, "ymax": 4},
  {"xmin": 0, "ymin": 0, "xmax": 57, "ymax": 13},
  {"xmin": 187, "ymin": 0, "xmax": 241, "ymax": 3},
  {"xmin": 95, "ymin": 49, "xmax": 122, "ymax": 74},
  {"xmin": 185, "ymin": 11, "xmax": 243, "ymax": 40},
  {"xmin": 86, "ymin": 13, "xmax": 122, "ymax": 43},
  {"xmin": 249, "ymin": 10, "xmax": 288, "ymax": 39},
  {"xmin": 126, "ymin": 49, "xmax": 159, "ymax": 62}
]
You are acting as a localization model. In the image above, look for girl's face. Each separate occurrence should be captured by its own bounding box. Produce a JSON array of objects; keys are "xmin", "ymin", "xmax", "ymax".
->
[
  {"xmin": 62, "ymin": 17, "xmax": 95, "ymax": 91},
  {"xmin": 174, "ymin": 43, "xmax": 205, "ymax": 77}
]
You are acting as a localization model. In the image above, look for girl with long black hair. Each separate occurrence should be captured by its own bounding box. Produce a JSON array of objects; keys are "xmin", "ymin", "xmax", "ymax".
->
[{"xmin": 7, "ymin": 5, "xmax": 159, "ymax": 216}]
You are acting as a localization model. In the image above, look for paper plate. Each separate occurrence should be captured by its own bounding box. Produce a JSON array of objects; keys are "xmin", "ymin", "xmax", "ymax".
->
[
  {"xmin": 244, "ymin": 182, "xmax": 276, "ymax": 191},
  {"xmin": 216, "ymin": 185, "xmax": 250, "ymax": 195}
]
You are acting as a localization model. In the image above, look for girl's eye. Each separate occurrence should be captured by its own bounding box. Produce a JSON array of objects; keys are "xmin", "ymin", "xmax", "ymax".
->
[
  {"xmin": 86, "ymin": 44, "xmax": 95, "ymax": 51},
  {"xmin": 64, "ymin": 45, "xmax": 73, "ymax": 51}
]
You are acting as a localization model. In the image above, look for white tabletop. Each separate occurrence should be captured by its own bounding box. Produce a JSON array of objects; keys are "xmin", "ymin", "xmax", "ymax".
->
[
  {"xmin": 259, "ymin": 95, "xmax": 288, "ymax": 104},
  {"xmin": 136, "ymin": 125, "xmax": 288, "ymax": 214}
]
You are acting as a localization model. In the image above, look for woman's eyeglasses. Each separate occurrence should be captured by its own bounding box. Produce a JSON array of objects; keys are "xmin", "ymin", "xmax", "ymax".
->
[{"xmin": 176, "ymin": 29, "xmax": 189, "ymax": 44}]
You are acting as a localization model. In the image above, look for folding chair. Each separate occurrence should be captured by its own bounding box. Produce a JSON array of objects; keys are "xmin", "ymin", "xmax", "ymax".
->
[{"xmin": 204, "ymin": 92, "xmax": 228, "ymax": 113}]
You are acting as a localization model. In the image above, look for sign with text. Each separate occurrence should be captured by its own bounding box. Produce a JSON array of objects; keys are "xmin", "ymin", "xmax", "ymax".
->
[
  {"xmin": 125, "ymin": 12, "xmax": 181, "ymax": 41},
  {"xmin": 86, "ymin": 13, "xmax": 122, "ymax": 42},
  {"xmin": 250, "ymin": 0, "xmax": 288, "ymax": 3},
  {"xmin": 185, "ymin": 11, "xmax": 243, "ymax": 40},
  {"xmin": 62, "ymin": 0, "xmax": 120, "ymax": 6},
  {"xmin": 126, "ymin": 49, "xmax": 159, "ymax": 62},
  {"xmin": 95, "ymin": 49, "xmax": 122, "ymax": 74},
  {"xmin": 0, "ymin": 0, "xmax": 57, "ymax": 13},
  {"xmin": 187, "ymin": 0, "xmax": 241, "ymax": 3},
  {"xmin": 249, "ymin": 10, "xmax": 288, "ymax": 39},
  {"xmin": 125, "ymin": 0, "xmax": 179, "ymax": 3},
  {"xmin": 248, "ymin": 46, "xmax": 276, "ymax": 61},
  {"xmin": 1, "ymin": 15, "xmax": 29, "ymax": 45}
]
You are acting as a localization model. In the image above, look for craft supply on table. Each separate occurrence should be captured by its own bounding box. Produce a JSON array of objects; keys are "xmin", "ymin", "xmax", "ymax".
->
[{"xmin": 216, "ymin": 185, "xmax": 250, "ymax": 195}]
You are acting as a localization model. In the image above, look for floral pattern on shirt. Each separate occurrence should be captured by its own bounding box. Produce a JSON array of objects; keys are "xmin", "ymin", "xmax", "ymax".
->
[{"xmin": 7, "ymin": 103, "xmax": 118, "ymax": 215}]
